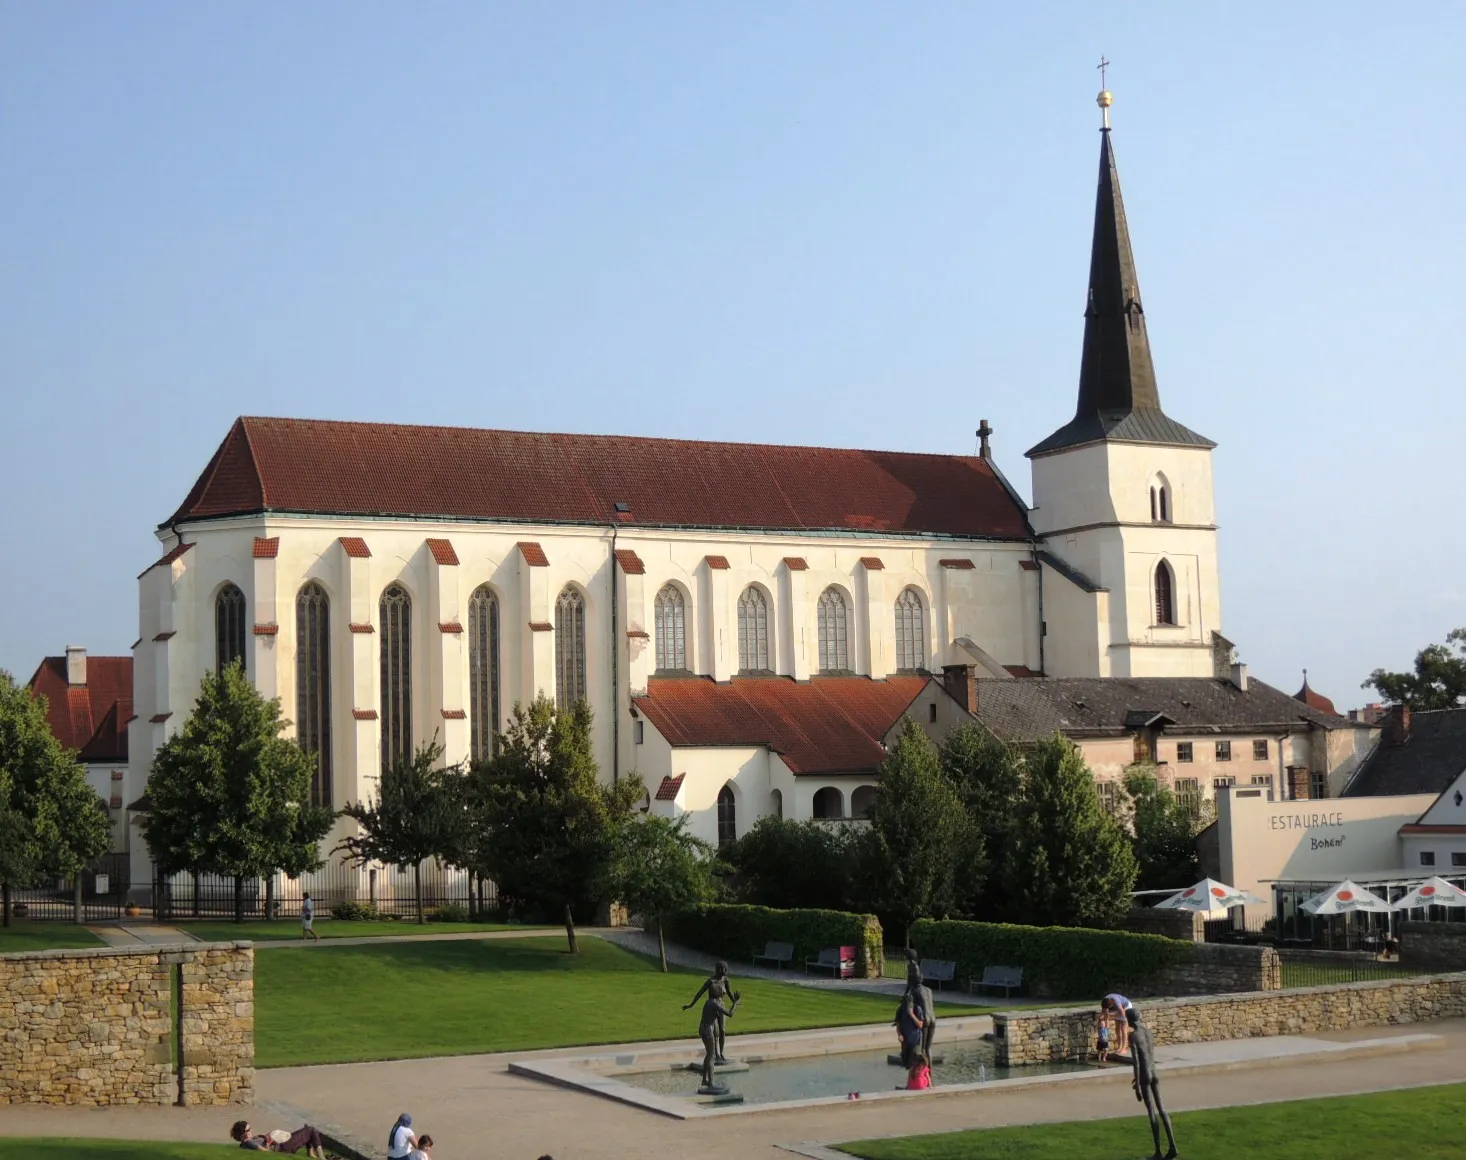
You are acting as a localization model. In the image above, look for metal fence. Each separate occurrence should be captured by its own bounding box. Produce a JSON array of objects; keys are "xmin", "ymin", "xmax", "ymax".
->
[
  {"xmin": 1276, "ymin": 949, "xmax": 1417, "ymax": 989},
  {"xmin": 2, "ymin": 853, "xmax": 132, "ymax": 922}
]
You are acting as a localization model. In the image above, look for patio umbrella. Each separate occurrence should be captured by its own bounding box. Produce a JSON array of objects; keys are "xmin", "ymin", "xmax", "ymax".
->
[
  {"xmin": 1300, "ymin": 880, "xmax": 1393, "ymax": 915},
  {"xmin": 1391, "ymin": 876, "xmax": 1466, "ymax": 910},
  {"xmin": 1155, "ymin": 878, "xmax": 1266, "ymax": 913}
]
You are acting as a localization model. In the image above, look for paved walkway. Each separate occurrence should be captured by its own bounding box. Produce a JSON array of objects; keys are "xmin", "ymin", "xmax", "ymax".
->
[{"xmin": 86, "ymin": 922, "xmax": 201, "ymax": 948}]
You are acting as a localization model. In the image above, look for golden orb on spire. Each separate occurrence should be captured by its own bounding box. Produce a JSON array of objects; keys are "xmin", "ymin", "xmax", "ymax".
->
[{"xmin": 1097, "ymin": 89, "xmax": 1114, "ymax": 109}]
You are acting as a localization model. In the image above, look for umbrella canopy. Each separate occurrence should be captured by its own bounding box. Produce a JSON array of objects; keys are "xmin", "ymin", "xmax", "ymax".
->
[
  {"xmin": 1391, "ymin": 876, "xmax": 1466, "ymax": 910},
  {"xmin": 1300, "ymin": 880, "xmax": 1393, "ymax": 915},
  {"xmin": 1155, "ymin": 878, "xmax": 1267, "ymax": 913}
]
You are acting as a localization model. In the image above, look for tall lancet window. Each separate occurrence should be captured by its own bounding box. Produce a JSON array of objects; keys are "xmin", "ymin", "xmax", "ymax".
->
[
  {"xmin": 215, "ymin": 583, "xmax": 247, "ymax": 674},
  {"xmin": 555, "ymin": 586, "xmax": 587, "ymax": 707},
  {"xmin": 467, "ymin": 585, "xmax": 500, "ymax": 761},
  {"xmin": 816, "ymin": 586, "xmax": 850, "ymax": 673},
  {"xmin": 737, "ymin": 586, "xmax": 770, "ymax": 673},
  {"xmin": 654, "ymin": 584, "xmax": 686, "ymax": 671},
  {"xmin": 379, "ymin": 584, "xmax": 412, "ymax": 771},
  {"xmin": 894, "ymin": 587, "xmax": 926, "ymax": 672},
  {"xmin": 295, "ymin": 582, "xmax": 332, "ymax": 807},
  {"xmin": 1154, "ymin": 560, "xmax": 1177, "ymax": 626}
]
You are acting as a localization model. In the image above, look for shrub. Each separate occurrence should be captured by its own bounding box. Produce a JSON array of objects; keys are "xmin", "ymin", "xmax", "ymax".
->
[
  {"xmin": 429, "ymin": 902, "xmax": 471, "ymax": 923},
  {"xmin": 719, "ymin": 816, "xmax": 862, "ymax": 912},
  {"xmin": 666, "ymin": 903, "xmax": 884, "ymax": 978},
  {"xmin": 330, "ymin": 900, "xmax": 381, "ymax": 921},
  {"xmin": 910, "ymin": 917, "xmax": 1196, "ymax": 998}
]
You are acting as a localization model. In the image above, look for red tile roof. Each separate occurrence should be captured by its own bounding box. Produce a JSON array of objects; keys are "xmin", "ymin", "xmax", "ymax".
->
[
  {"xmin": 1294, "ymin": 677, "xmax": 1338, "ymax": 716},
  {"xmin": 859, "ymin": 556, "xmax": 884, "ymax": 570},
  {"xmin": 528, "ymin": 621, "xmax": 553, "ymax": 632},
  {"xmin": 139, "ymin": 541, "xmax": 193, "ymax": 577},
  {"xmin": 441, "ymin": 708, "xmax": 467, "ymax": 720},
  {"xmin": 940, "ymin": 558, "xmax": 976, "ymax": 570},
  {"xmin": 353, "ymin": 709, "xmax": 378, "ymax": 720},
  {"xmin": 349, "ymin": 622, "xmax": 375, "ymax": 634},
  {"xmin": 438, "ymin": 621, "xmax": 464, "ymax": 634},
  {"xmin": 614, "ymin": 549, "xmax": 646, "ymax": 575},
  {"xmin": 165, "ymin": 417, "xmax": 1032, "ymax": 540},
  {"xmin": 253, "ymin": 537, "xmax": 280, "ymax": 559},
  {"xmin": 704, "ymin": 555, "xmax": 731, "ymax": 570},
  {"xmin": 426, "ymin": 538, "xmax": 459, "ymax": 565},
  {"xmin": 339, "ymin": 536, "xmax": 371, "ymax": 559},
  {"xmin": 634, "ymin": 674, "xmax": 933, "ymax": 776},
  {"xmin": 517, "ymin": 541, "xmax": 550, "ymax": 567},
  {"xmin": 27, "ymin": 656, "xmax": 133, "ymax": 763},
  {"xmin": 252, "ymin": 623, "xmax": 279, "ymax": 636},
  {"xmin": 654, "ymin": 773, "xmax": 686, "ymax": 801},
  {"xmin": 783, "ymin": 557, "xmax": 808, "ymax": 571}
]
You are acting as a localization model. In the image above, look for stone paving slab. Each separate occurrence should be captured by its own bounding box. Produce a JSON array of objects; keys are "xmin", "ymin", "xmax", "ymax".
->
[{"xmin": 85, "ymin": 922, "xmax": 200, "ymax": 947}]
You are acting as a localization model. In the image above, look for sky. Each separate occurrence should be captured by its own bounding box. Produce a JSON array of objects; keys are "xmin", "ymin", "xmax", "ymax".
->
[{"xmin": 2, "ymin": 3, "xmax": 1463, "ymax": 707}]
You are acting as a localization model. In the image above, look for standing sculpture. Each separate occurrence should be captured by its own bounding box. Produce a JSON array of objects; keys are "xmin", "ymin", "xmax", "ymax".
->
[
  {"xmin": 1127, "ymin": 1007, "xmax": 1178, "ymax": 1160},
  {"xmin": 903, "ymin": 950, "xmax": 937, "ymax": 1062},
  {"xmin": 697, "ymin": 990, "xmax": 740, "ymax": 1093},
  {"xmin": 683, "ymin": 960, "xmax": 733, "ymax": 1065}
]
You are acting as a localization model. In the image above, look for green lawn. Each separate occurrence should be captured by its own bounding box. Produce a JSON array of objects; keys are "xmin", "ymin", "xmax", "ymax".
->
[
  {"xmin": 841, "ymin": 1082, "xmax": 1466, "ymax": 1160},
  {"xmin": 0, "ymin": 1142, "xmax": 239, "ymax": 1159},
  {"xmin": 0, "ymin": 924, "xmax": 105, "ymax": 953},
  {"xmin": 1279, "ymin": 959, "xmax": 1413, "ymax": 989},
  {"xmin": 256, "ymin": 935, "xmax": 969, "ymax": 1066},
  {"xmin": 177, "ymin": 918, "xmax": 542, "ymax": 943}
]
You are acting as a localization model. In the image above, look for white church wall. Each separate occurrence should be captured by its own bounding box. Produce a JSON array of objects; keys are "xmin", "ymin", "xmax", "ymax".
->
[
  {"xmin": 1038, "ymin": 563, "xmax": 1107, "ymax": 677},
  {"xmin": 1028, "ymin": 442, "xmax": 1114, "ymax": 536}
]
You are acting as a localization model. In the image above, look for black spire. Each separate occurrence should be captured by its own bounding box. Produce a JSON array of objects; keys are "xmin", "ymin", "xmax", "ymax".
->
[{"xmin": 1028, "ymin": 124, "xmax": 1213, "ymax": 457}]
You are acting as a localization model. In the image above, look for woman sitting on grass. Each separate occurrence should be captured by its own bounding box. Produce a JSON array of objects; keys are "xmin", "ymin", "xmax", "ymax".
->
[{"xmin": 230, "ymin": 1119, "xmax": 326, "ymax": 1158}]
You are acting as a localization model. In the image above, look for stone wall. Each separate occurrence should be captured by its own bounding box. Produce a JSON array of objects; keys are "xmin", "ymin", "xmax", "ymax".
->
[
  {"xmin": 1143, "ymin": 942, "xmax": 1280, "ymax": 996},
  {"xmin": 1123, "ymin": 907, "xmax": 1204, "ymax": 943},
  {"xmin": 0, "ymin": 941, "xmax": 253, "ymax": 1107},
  {"xmin": 1402, "ymin": 922, "xmax": 1466, "ymax": 973},
  {"xmin": 994, "ymin": 970, "xmax": 1466, "ymax": 1065}
]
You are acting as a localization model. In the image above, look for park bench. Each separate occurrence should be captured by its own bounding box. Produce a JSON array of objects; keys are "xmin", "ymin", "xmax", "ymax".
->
[
  {"xmin": 751, "ymin": 941, "xmax": 795, "ymax": 970},
  {"xmin": 919, "ymin": 959, "xmax": 957, "ymax": 990},
  {"xmin": 805, "ymin": 945, "xmax": 857, "ymax": 978},
  {"xmin": 970, "ymin": 964, "xmax": 1024, "ymax": 998}
]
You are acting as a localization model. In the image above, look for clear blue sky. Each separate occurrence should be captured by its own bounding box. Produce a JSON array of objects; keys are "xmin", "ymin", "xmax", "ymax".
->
[{"xmin": 3, "ymin": 3, "xmax": 1462, "ymax": 707}]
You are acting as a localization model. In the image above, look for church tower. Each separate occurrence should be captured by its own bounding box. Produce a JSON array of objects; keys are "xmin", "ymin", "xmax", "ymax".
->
[{"xmin": 1027, "ymin": 84, "xmax": 1222, "ymax": 678}]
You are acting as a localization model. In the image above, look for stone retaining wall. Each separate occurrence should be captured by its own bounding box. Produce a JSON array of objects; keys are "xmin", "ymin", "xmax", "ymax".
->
[
  {"xmin": 993, "ymin": 970, "xmax": 1466, "ymax": 1066},
  {"xmin": 1402, "ymin": 922, "xmax": 1466, "ymax": 973},
  {"xmin": 1123, "ymin": 907, "xmax": 1204, "ymax": 943},
  {"xmin": 0, "ymin": 941, "xmax": 253, "ymax": 1107},
  {"xmin": 1144, "ymin": 942, "xmax": 1280, "ymax": 996}
]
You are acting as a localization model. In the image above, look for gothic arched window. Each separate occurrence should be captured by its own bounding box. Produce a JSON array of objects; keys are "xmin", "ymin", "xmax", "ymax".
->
[
  {"xmin": 737, "ymin": 586, "xmax": 770, "ymax": 673},
  {"xmin": 295, "ymin": 582, "xmax": 332, "ymax": 807},
  {"xmin": 1155, "ymin": 560, "xmax": 1177, "ymax": 626},
  {"xmin": 468, "ymin": 585, "xmax": 500, "ymax": 761},
  {"xmin": 216, "ymin": 583, "xmax": 247, "ymax": 674},
  {"xmin": 816, "ymin": 586, "xmax": 850, "ymax": 673},
  {"xmin": 1150, "ymin": 476, "xmax": 1172, "ymax": 523},
  {"xmin": 380, "ymin": 584, "xmax": 412, "ymax": 771},
  {"xmin": 654, "ymin": 584, "xmax": 686, "ymax": 671},
  {"xmin": 894, "ymin": 588, "xmax": 926, "ymax": 672},
  {"xmin": 555, "ymin": 586, "xmax": 587, "ymax": 707},
  {"xmin": 716, "ymin": 785, "xmax": 737, "ymax": 847}
]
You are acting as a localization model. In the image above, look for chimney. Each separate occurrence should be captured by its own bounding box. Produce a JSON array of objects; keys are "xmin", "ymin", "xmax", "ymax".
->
[
  {"xmin": 1230, "ymin": 662, "xmax": 1248, "ymax": 692},
  {"xmin": 65, "ymin": 645, "xmax": 87, "ymax": 687},
  {"xmin": 1383, "ymin": 704, "xmax": 1413, "ymax": 745},
  {"xmin": 942, "ymin": 664, "xmax": 979, "ymax": 716}
]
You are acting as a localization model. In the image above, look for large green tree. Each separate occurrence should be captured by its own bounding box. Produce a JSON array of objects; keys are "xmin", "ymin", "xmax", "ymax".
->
[
  {"xmin": 614, "ymin": 814, "xmax": 717, "ymax": 971},
  {"xmin": 338, "ymin": 740, "xmax": 462, "ymax": 923},
  {"xmin": 0, "ymin": 671, "xmax": 111, "ymax": 925},
  {"xmin": 1124, "ymin": 768, "xmax": 1213, "ymax": 892},
  {"xmin": 469, "ymin": 694, "xmax": 640, "ymax": 953},
  {"xmin": 141, "ymin": 663, "xmax": 334, "ymax": 922},
  {"xmin": 1003, "ymin": 733, "xmax": 1138, "ymax": 929},
  {"xmin": 1365, "ymin": 628, "xmax": 1466, "ymax": 710},
  {"xmin": 859, "ymin": 717, "xmax": 982, "ymax": 944},
  {"xmin": 940, "ymin": 722, "xmax": 1023, "ymax": 921},
  {"xmin": 719, "ymin": 815, "xmax": 858, "ymax": 912}
]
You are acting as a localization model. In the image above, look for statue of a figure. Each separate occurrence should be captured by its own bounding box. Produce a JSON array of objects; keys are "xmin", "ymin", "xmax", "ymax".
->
[
  {"xmin": 698, "ymin": 990, "xmax": 740, "ymax": 1092},
  {"xmin": 683, "ymin": 960, "xmax": 733, "ymax": 1064},
  {"xmin": 903, "ymin": 950, "xmax": 937, "ymax": 1062},
  {"xmin": 894, "ymin": 990, "xmax": 927, "ymax": 1070},
  {"xmin": 1127, "ymin": 1008, "xmax": 1177, "ymax": 1160}
]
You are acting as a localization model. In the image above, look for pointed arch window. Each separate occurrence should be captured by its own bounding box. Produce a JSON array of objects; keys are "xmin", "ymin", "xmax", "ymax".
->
[
  {"xmin": 816, "ymin": 586, "xmax": 850, "ymax": 673},
  {"xmin": 1155, "ymin": 560, "xmax": 1177, "ymax": 626},
  {"xmin": 380, "ymin": 584, "xmax": 412, "ymax": 771},
  {"xmin": 717, "ymin": 785, "xmax": 737, "ymax": 847},
  {"xmin": 215, "ymin": 583, "xmax": 247, "ymax": 674},
  {"xmin": 654, "ymin": 584, "xmax": 687, "ymax": 671},
  {"xmin": 737, "ymin": 586, "xmax": 770, "ymax": 673},
  {"xmin": 468, "ymin": 585, "xmax": 500, "ymax": 761},
  {"xmin": 894, "ymin": 588, "xmax": 926, "ymax": 672},
  {"xmin": 1150, "ymin": 479, "xmax": 1171, "ymax": 523},
  {"xmin": 295, "ymin": 582, "xmax": 332, "ymax": 807},
  {"xmin": 555, "ymin": 586, "xmax": 587, "ymax": 707}
]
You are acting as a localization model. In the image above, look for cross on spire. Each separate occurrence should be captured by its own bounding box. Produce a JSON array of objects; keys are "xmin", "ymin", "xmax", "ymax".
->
[{"xmin": 1097, "ymin": 56, "xmax": 1109, "ymax": 89}]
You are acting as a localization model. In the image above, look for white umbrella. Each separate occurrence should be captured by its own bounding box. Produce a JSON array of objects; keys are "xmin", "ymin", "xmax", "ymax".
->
[
  {"xmin": 1391, "ymin": 876, "xmax": 1466, "ymax": 910},
  {"xmin": 1155, "ymin": 878, "xmax": 1266, "ymax": 913},
  {"xmin": 1300, "ymin": 880, "xmax": 1393, "ymax": 915}
]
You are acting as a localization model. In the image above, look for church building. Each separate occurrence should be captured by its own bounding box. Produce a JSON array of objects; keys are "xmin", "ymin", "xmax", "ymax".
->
[{"xmin": 123, "ymin": 96, "xmax": 1235, "ymax": 874}]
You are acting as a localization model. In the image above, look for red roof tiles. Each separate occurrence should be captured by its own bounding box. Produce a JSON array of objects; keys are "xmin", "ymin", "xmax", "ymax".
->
[
  {"xmin": 1294, "ymin": 678, "xmax": 1338, "ymax": 716},
  {"xmin": 704, "ymin": 556, "xmax": 731, "ymax": 570},
  {"xmin": 252, "ymin": 624, "xmax": 279, "ymax": 636},
  {"xmin": 783, "ymin": 557, "xmax": 809, "ymax": 571},
  {"xmin": 353, "ymin": 709, "xmax": 378, "ymax": 720},
  {"xmin": 349, "ymin": 622, "xmax": 375, "ymax": 634},
  {"xmin": 517, "ymin": 541, "xmax": 550, "ymax": 567},
  {"xmin": 859, "ymin": 556, "xmax": 884, "ymax": 570},
  {"xmin": 27, "ymin": 656, "xmax": 133, "ymax": 763},
  {"xmin": 441, "ymin": 708, "xmax": 467, "ymax": 720},
  {"xmin": 940, "ymin": 558, "xmax": 976, "ymax": 570},
  {"xmin": 139, "ymin": 541, "xmax": 193, "ymax": 577},
  {"xmin": 614, "ymin": 549, "xmax": 646, "ymax": 575},
  {"xmin": 426, "ymin": 538, "xmax": 459, "ymax": 566},
  {"xmin": 528, "ymin": 621, "xmax": 553, "ymax": 632},
  {"xmin": 253, "ymin": 537, "xmax": 279, "ymax": 559},
  {"xmin": 339, "ymin": 536, "xmax": 371, "ymax": 559},
  {"xmin": 655, "ymin": 774, "xmax": 686, "ymax": 801},
  {"xmin": 438, "ymin": 621, "xmax": 464, "ymax": 634},
  {"xmin": 634, "ymin": 674, "xmax": 932, "ymax": 776},
  {"xmin": 165, "ymin": 417, "xmax": 1032, "ymax": 540}
]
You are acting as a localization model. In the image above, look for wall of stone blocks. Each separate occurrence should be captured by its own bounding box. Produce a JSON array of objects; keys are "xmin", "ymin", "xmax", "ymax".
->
[
  {"xmin": 0, "ymin": 941, "xmax": 253, "ymax": 1107},
  {"xmin": 1123, "ymin": 906, "xmax": 1205, "ymax": 943},
  {"xmin": 1143, "ymin": 943, "xmax": 1279, "ymax": 996},
  {"xmin": 993, "ymin": 970, "xmax": 1466, "ymax": 1065},
  {"xmin": 1402, "ymin": 922, "xmax": 1466, "ymax": 973}
]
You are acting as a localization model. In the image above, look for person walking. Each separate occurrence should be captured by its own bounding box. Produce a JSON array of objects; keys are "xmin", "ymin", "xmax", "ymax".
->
[{"xmin": 301, "ymin": 892, "xmax": 321, "ymax": 944}]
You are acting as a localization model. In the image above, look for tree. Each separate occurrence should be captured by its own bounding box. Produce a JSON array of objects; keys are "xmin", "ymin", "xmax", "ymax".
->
[
  {"xmin": 470, "ymin": 694, "xmax": 641, "ymax": 953},
  {"xmin": 142, "ymin": 663, "xmax": 333, "ymax": 923},
  {"xmin": 615, "ymin": 814, "xmax": 717, "ymax": 970},
  {"xmin": 338, "ymin": 740, "xmax": 460, "ymax": 923},
  {"xmin": 1124, "ymin": 769, "xmax": 1213, "ymax": 892},
  {"xmin": 940, "ymin": 723, "xmax": 1022, "ymax": 921},
  {"xmin": 1003, "ymin": 733, "xmax": 1138, "ymax": 929},
  {"xmin": 719, "ymin": 816, "xmax": 859, "ymax": 911},
  {"xmin": 1365, "ymin": 628, "xmax": 1466, "ymax": 710},
  {"xmin": 859, "ymin": 717, "xmax": 982, "ymax": 944},
  {"xmin": 0, "ymin": 671, "xmax": 112, "ymax": 926}
]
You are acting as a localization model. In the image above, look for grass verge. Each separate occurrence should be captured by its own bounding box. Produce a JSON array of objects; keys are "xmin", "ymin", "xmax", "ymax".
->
[
  {"xmin": 0, "ymin": 924, "xmax": 105, "ymax": 953},
  {"xmin": 175, "ymin": 919, "xmax": 541, "ymax": 943},
  {"xmin": 0, "ymin": 1142, "xmax": 240, "ymax": 1159}
]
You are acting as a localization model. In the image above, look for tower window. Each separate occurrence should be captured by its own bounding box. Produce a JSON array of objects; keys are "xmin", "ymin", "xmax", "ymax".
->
[
  {"xmin": 1154, "ymin": 560, "xmax": 1177, "ymax": 625},
  {"xmin": 1150, "ymin": 476, "xmax": 1172, "ymax": 523}
]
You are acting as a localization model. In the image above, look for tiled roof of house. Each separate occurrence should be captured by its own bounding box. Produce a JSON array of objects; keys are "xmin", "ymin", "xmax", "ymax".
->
[
  {"xmin": 1343, "ymin": 708, "xmax": 1466, "ymax": 798},
  {"xmin": 27, "ymin": 656, "xmax": 134, "ymax": 763},
  {"xmin": 969, "ymin": 676, "xmax": 1356, "ymax": 743},
  {"xmin": 165, "ymin": 417, "xmax": 1033, "ymax": 540},
  {"xmin": 633, "ymin": 674, "xmax": 935, "ymax": 775}
]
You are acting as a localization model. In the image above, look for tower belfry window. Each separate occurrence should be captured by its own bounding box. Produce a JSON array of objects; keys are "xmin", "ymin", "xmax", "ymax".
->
[{"xmin": 1154, "ymin": 560, "xmax": 1176, "ymax": 626}]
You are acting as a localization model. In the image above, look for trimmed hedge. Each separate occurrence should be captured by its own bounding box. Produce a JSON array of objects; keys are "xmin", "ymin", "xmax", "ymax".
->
[
  {"xmin": 666, "ymin": 904, "xmax": 884, "ymax": 978},
  {"xmin": 910, "ymin": 917, "xmax": 1197, "ymax": 998}
]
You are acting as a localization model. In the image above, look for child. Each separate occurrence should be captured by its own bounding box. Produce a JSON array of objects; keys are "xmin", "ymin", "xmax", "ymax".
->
[
  {"xmin": 1096, "ymin": 1016, "xmax": 1112, "ymax": 1062},
  {"xmin": 906, "ymin": 1058, "xmax": 932, "ymax": 1090}
]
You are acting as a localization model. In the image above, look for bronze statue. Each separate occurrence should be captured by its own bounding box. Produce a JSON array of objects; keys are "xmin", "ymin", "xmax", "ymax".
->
[
  {"xmin": 698, "ymin": 990, "xmax": 740, "ymax": 1092},
  {"xmin": 1127, "ymin": 1008, "xmax": 1177, "ymax": 1160},
  {"xmin": 683, "ymin": 960, "xmax": 733, "ymax": 1064},
  {"xmin": 903, "ymin": 950, "xmax": 937, "ymax": 1062}
]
